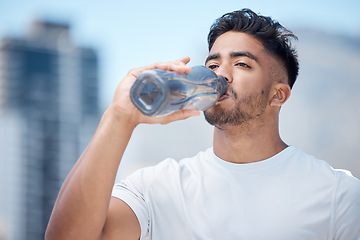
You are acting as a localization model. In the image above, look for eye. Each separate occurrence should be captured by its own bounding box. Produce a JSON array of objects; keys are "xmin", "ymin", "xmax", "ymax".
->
[
  {"xmin": 236, "ymin": 62, "xmax": 251, "ymax": 68},
  {"xmin": 207, "ymin": 64, "xmax": 219, "ymax": 70}
]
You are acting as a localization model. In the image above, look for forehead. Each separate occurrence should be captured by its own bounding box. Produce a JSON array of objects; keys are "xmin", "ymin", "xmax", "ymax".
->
[{"xmin": 209, "ymin": 31, "xmax": 267, "ymax": 61}]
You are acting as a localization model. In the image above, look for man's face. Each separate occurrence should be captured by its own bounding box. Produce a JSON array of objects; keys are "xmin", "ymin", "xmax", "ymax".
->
[{"xmin": 204, "ymin": 31, "xmax": 275, "ymax": 128}]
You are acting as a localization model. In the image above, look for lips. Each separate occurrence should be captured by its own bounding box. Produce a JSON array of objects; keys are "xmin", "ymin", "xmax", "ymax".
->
[{"xmin": 218, "ymin": 94, "xmax": 229, "ymax": 101}]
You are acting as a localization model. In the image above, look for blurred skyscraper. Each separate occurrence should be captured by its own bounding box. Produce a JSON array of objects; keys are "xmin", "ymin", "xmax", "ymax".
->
[{"xmin": 0, "ymin": 20, "xmax": 101, "ymax": 240}]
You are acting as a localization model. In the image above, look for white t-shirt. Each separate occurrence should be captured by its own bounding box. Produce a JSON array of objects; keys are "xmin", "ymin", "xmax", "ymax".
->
[{"xmin": 112, "ymin": 146, "xmax": 360, "ymax": 240}]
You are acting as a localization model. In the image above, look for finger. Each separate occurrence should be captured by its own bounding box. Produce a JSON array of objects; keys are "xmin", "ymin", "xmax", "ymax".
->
[
  {"xmin": 176, "ymin": 56, "xmax": 191, "ymax": 65},
  {"xmin": 175, "ymin": 56, "xmax": 191, "ymax": 73},
  {"xmin": 125, "ymin": 57, "xmax": 191, "ymax": 85},
  {"xmin": 153, "ymin": 61, "xmax": 191, "ymax": 74},
  {"xmin": 157, "ymin": 109, "xmax": 201, "ymax": 125}
]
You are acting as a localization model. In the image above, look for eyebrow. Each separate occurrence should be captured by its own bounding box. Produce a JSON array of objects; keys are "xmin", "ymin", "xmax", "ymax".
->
[
  {"xmin": 205, "ymin": 51, "xmax": 259, "ymax": 64},
  {"xmin": 205, "ymin": 53, "xmax": 221, "ymax": 64}
]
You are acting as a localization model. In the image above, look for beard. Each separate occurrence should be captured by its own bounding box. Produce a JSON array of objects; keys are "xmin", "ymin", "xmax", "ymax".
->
[{"xmin": 204, "ymin": 86, "xmax": 270, "ymax": 128}]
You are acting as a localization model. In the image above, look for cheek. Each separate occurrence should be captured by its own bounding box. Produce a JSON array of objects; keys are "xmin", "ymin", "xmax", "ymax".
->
[{"xmin": 233, "ymin": 71, "xmax": 265, "ymax": 94}]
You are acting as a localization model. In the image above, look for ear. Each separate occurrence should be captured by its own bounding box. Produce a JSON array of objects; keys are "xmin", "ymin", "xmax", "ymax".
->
[{"xmin": 270, "ymin": 83, "xmax": 291, "ymax": 107}]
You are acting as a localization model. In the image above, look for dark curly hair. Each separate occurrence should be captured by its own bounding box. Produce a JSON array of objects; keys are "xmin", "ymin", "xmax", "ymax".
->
[{"xmin": 208, "ymin": 9, "xmax": 299, "ymax": 89}]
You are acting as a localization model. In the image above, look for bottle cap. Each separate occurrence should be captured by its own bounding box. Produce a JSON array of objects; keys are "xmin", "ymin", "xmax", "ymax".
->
[{"xmin": 130, "ymin": 70, "xmax": 168, "ymax": 116}]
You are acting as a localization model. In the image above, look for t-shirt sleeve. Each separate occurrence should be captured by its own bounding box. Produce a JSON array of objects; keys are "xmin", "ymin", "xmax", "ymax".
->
[
  {"xmin": 112, "ymin": 169, "xmax": 151, "ymax": 239},
  {"xmin": 333, "ymin": 171, "xmax": 360, "ymax": 240}
]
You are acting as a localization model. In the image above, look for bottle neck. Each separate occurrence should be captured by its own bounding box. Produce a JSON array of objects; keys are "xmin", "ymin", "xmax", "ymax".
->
[{"xmin": 217, "ymin": 76, "xmax": 228, "ymax": 95}]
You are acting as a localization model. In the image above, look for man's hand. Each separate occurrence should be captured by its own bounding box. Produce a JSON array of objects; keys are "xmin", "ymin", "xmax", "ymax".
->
[{"xmin": 109, "ymin": 56, "xmax": 200, "ymax": 127}]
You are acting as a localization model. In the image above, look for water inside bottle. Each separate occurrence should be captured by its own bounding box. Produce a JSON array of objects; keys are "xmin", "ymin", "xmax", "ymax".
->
[{"xmin": 167, "ymin": 77, "xmax": 220, "ymax": 111}]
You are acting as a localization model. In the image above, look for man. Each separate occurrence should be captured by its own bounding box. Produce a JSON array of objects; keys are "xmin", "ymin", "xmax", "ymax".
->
[{"xmin": 46, "ymin": 9, "xmax": 360, "ymax": 240}]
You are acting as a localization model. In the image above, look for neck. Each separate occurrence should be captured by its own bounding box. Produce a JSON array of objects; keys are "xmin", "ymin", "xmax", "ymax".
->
[{"xmin": 212, "ymin": 115, "xmax": 287, "ymax": 164}]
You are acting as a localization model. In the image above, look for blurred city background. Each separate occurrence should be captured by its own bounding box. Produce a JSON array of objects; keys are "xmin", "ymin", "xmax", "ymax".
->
[{"xmin": 0, "ymin": 0, "xmax": 359, "ymax": 239}]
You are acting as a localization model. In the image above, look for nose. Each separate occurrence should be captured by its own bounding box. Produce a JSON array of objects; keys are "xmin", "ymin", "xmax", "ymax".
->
[{"xmin": 216, "ymin": 66, "xmax": 232, "ymax": 83}]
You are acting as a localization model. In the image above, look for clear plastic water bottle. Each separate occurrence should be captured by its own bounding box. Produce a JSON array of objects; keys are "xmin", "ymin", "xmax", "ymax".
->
[{"xmin": 130, "ymin": 65, "xmax": 228, "ymax": 117}]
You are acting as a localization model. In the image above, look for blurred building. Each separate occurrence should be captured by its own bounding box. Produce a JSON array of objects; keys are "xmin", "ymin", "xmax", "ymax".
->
[{"xmin": 0, "ymin": 20, "xmax": 101, "ymax": 240}]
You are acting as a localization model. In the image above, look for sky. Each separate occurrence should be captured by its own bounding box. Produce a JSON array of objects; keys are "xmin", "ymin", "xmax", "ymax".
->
[
  {"xmin": 0, "ymin": 0, "xmax": 360, "ymax": 178},
  {"xmin": 1, "ymin": 0, "xmax": 359, "ymax": 108}
]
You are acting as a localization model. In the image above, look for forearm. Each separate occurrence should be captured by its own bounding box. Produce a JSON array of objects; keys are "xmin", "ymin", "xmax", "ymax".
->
[{"xmin": 46, "ymin": 106, "xmax": 136, "ymax": 240}]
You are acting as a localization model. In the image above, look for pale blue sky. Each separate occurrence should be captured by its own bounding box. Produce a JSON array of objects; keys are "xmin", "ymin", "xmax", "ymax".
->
[{"xmin": 1, "ymin": 0, "xmax": 359, "ymax": 108}]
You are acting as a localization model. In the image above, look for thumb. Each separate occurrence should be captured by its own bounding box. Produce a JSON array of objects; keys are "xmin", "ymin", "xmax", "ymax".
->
[{"xmin": 142, "ymin": 109, "xmax": 201, "ymax": 125}]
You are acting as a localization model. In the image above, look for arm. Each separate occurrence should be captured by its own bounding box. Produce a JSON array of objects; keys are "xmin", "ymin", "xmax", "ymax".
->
[{"xmin": 45, "ymin": 57, "xmax": 199, "ymax": 240}]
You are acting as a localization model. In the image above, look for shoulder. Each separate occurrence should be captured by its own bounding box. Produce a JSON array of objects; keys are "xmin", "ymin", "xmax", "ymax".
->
[
  {"xmin": 285, "ymin": 147, "xmax": 359, "ymax": 195},
  {"xmin": 288, "ymin": 147, "xmax": 349, "ymax": 178},
  {"xmin": 286, "ymin": 146, "xmax": 360, "ymax": 192},
  {"xmin": 287, "ymin": 147, "xmax": 360, "ymax": 238},
  {"xmin": 334, "ymin": 169, "xmax": 360, "ymax": 205}
]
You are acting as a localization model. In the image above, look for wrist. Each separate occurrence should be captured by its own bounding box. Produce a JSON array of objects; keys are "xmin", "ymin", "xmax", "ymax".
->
[{"xmin": 103, "ymin": 104, "xmax": 139, "ymax": 130}]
